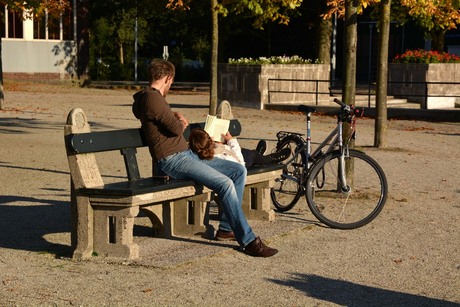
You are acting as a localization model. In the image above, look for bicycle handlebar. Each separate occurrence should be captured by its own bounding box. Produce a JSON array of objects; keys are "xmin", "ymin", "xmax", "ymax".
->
[
  {"xmin": 333, "ymin": 98, "xmax": 351, "ymax": 112},
  {"xmin": 334, "ymin": 98, "xmax": 364, "ymax": 120}
]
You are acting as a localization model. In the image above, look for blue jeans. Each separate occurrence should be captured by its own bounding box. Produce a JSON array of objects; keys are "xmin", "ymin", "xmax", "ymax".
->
[{"xmin": 157, "ymin": 150, "xmax": 256, "ymax": 247}]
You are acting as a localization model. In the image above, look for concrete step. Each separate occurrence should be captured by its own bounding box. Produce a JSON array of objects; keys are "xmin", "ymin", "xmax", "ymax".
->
[{"xmin": 329, "ymin": 95, "xmax": 421, "ymax": 109}]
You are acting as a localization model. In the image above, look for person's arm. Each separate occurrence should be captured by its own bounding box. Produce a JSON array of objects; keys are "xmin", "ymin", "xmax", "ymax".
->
[
  {"xmin": 145, "ymin": 91, "xmax": 186, "ymax": 135},
  {"xmin": 173, "ymin": 112, "xmax": 189, "ymax": 131},
  {"xmin": 226, "ymin": 138, "xmax": 245, "ymax": 165}
]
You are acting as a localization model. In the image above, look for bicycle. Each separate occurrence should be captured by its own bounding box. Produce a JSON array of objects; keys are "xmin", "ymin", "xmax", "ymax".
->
[{"xmin": 270, "ymin": 98, "xmax": 388, "ymax": 229}]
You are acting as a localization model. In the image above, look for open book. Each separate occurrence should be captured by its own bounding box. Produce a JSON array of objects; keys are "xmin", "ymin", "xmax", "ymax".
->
[{"xmin": 204, "ymin": 115, "xmax": 230, "ymax": 143}]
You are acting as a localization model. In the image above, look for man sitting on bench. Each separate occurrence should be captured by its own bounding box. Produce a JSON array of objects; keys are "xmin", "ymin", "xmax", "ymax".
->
[{"xmin": 131, "ymin": 58, "xmax": 278, "ymax": 257}]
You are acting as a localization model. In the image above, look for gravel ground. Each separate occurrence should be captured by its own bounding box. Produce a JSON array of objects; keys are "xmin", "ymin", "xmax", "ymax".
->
[{"xmin": 0, "ymin": 82, "xmax": 459, "ymax": 306}]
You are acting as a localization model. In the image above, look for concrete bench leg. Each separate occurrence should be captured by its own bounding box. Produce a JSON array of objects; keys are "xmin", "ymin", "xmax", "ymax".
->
[
  {"xmin": 92, "ymin": 205, "xmax": 140, "ymax": 260},
  {"xmin": 242, "ymin": 182, "xmax": 275, "ymax": 221},
  {"xmin": 140, "ymin": 205, "xmax": 165, "ymax": 237},
  {"xmin": 72, "ymin": 195, "xmax": 94, "ymax": 260},
  {"xmin": 162, "ymin": 193, "xmax": 210, "ymax": 237}
]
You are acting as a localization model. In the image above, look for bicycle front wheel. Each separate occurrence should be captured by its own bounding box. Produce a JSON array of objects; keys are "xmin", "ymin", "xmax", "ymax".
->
[
  {"xmin": 305, "ymin": 150, "xmax": 388, "ymax": 229},
  {"xmin": 270, "ymin": 135, "xmax": 306, "ymax": 212}
]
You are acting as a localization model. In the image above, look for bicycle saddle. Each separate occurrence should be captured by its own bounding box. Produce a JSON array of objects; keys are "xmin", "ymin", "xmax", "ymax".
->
[{"xmin": 298, "ymin": 105, "xmax": 316, "ymax": 114}]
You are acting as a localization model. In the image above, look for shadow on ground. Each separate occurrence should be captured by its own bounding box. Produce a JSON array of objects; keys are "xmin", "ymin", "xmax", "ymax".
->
[
  {"xmin": 0, "ymin": 194, "xmax": 71, "ymax": 257},
  {"xmin": 268, "ymin": 273, "xmax": 458, "ymax": 306}
]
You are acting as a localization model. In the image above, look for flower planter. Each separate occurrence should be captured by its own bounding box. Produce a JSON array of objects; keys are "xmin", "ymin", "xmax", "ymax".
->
[
  {"xmin": 218, "ymin": 64, "xmax": 330, "ymax": 110},
  {"xmin": 388, "ymin": 63, "xmax": 460, "ymax": 109}
]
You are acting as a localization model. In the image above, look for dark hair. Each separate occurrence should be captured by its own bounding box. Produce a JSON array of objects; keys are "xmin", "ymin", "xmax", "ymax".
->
[
  {"xmin": 189, "ymin": 128, "xmax": 214, "ymax": 160},
  {"xmin": 148, "ymin": 59, "xmax": 175, "ymax": 83}
]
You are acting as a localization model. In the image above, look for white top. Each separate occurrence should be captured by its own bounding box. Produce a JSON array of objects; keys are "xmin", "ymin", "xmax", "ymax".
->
[{"xmin": 214, "ymin": 139, "xmax": 245, "ymax": 166}]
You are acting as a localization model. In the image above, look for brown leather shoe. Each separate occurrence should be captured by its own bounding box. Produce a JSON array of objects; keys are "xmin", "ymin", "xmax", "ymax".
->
[
  {"xmin": 215, "ymin": 229, "xmax": 236, "ymax": 241},
  {"xmin": 244, "ymin": 237, "xmax": 278, "ymax": 257}
]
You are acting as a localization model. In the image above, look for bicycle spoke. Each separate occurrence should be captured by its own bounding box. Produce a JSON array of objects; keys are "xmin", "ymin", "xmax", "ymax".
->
[{"xmin": 306, "ymin": 150, "xmax": 388, "ymax": 229}]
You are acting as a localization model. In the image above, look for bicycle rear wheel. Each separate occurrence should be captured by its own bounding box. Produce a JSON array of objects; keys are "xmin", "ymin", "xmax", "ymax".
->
[
  {"xmin": 270, "ymin": 135, "xmax": 306, "ymax": 212},
  {"xmin": 305, "ymin": 149, "xmax": 388, "ymax": 229}
]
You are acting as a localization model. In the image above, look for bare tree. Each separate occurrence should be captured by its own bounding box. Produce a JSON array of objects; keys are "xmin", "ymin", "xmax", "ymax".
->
[
  {"xmin": 316, "ymin": 2, "xmax": 333, "ymax": 65},
  {"xmin": 317, "ymin": 19, "xmax": 333, "ymax": 64},
  {"xmin": 374, "ymin": 0, "xmax": 391, "ymax": 147}
]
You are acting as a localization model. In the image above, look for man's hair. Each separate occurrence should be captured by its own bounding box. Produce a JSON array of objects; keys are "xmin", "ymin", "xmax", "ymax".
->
[
  {"xmin": 189, "ymin": 128, "xmax": 214, "ymax": 160},
  {"xmin": 148, "ymin": 59, "xmax": 175, "ymax": 83}
]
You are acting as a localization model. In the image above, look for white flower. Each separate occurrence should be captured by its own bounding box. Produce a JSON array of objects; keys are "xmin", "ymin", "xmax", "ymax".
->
[{"xmin": 228, "ymin": 55, "xmax": 317, "ymax": 65}]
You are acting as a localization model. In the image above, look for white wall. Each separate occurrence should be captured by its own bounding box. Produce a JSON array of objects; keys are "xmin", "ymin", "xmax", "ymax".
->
[{"xmin": 2, "ymin": 39, "xmax": 77, "ymax": 78}]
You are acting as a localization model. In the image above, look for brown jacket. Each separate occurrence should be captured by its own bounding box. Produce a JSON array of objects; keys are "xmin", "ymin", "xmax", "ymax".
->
[{"xmin": 132, "ymin": 87, "xmax": 188, "ymax": 161}]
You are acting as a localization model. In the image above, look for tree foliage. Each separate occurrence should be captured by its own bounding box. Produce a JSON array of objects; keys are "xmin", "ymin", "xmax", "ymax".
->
[
  {"xmin": 166, "ymin": 0, "xmax": 303, "ymax": 114},
  {"xmin": 393, "ymin": 0, "xmax": 460, "ymax": 50},
  {"xmin": 168, "ymin": 0, "xmax": 302, "ymax": 29},
  {"xmin": 395, "ymin": 0, "xmax": 460, "ymax": 32},
  {"xmin": 322, "ymin": 0, "xmax": 380, "ymax": 19},
  {"xmin": 324, "ymin": 0, "xmax": 460, "ymax": 51},
  {"xmin": 222, "ymin": 0, "xmax": 302, "ymax": 29},
  {"xmin": 0, "ymin": 0, "xmax": 70, "ymax": 18}
]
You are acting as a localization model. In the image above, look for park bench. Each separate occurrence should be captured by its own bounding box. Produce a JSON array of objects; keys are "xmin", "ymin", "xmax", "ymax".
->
[{"xmin": 64, "ymin": 106, "xmax": 284, "ymax": 260}]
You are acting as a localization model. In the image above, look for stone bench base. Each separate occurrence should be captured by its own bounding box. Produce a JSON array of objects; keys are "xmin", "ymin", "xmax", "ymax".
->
[{"xmin": 72, "ymin": 166, "xmax": 282, "ymax": 260}]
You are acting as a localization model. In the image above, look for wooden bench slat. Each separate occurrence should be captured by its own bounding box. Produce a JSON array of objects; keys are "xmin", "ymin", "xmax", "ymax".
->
[
  {"xmin": 67, "ymin": 119, "xmax": 242, "ymax": 154},
  {"xmin": 68, "ymin": 128, "xmax": 144, "ymax": 154}
]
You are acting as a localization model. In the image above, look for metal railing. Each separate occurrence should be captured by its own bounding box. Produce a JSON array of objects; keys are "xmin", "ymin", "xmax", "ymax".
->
[
  {"xmin": 267, "ymin": 79, "xmax": 331, "ymax": 105},
  {"xmin": 267, "ymin": 78, "xmax": 460, "ymax": 109}
]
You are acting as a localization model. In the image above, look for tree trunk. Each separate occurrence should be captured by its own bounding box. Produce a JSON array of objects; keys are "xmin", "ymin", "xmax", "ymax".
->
[
  {"xmin": 316, "ymin": 3, "xmax": 332, "ymax": 65},
  {"xmin": 374, "ymin": 0, "xmax": 391, "ymax": 148},
  {"xmin": 343, "ymin": 0, "xmax": 357, "ymax": 107},
  {"xmin": 77, "ymin": 0, "xmax": 90, "ymax": 82},
  {"xmin": 342, "ymin": 0, "xmax": 358, "ymax": 150},
  {"xmin": 341, "ymin": 0, "xmax": 359, "ymax": 184},
  {"xmin": 209, "ymin": 0, "xmax": 218, "ymax": 115},
  {"xmin": 430, "ymin": 28, "xmax": 446, "ymax": 52}
]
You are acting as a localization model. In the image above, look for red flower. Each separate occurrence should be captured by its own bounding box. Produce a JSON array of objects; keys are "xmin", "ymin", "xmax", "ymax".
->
[{"xmin": 392, "ymin": 49, "xmax": 460, "ymax": 63}]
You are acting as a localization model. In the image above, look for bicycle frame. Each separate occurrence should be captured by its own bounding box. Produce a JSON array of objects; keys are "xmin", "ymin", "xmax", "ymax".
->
[
  {"xmin": 271, "ymin": 99, "xmax": 387, "ymax": 229},
  {"xmin": 277, "ymin": 102, "xmax": 359, "ymax": 191}
]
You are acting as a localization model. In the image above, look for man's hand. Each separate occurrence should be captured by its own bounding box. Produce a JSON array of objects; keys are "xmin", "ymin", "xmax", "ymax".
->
[{"xmin": 174, "ymin": 112, "xmax": 189, "ymax": 130}]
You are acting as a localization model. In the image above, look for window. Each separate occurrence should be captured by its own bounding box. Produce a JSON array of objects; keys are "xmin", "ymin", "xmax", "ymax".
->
[
  {"xmin": 0, "ymin": 9, "xmax": 5, "ymax": 37},
  {"xmin": 3, "ymin": 4, "xmax": 74, "ymax": 41},
  {"xmin": 7, "ymin": 9, "xmax": 23, "ymax": 38},
  {"xmin": 62, "ymin": 7, "xmax": 73, "ymax": 40},
  {"xmin": 33, "ymin": 14, "xmax": 46, "ymax": 39},
  {"xmin": 47, "ymin": 14, "xmax": 60, "ymax": 40}
]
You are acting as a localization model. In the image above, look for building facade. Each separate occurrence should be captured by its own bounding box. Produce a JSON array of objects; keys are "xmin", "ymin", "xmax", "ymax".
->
[{"xmin": 1, "ymin": 1, "xmax": 77, "ymax": 80}]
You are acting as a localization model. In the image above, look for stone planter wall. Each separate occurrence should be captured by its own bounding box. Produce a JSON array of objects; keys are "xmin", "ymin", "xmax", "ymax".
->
[
  {"xmin": 389, "ymin": 63, "xmax": 460, "ymax": 109},
  {"xmin": 218, "ymin": 64, "xmax": 330, "ymax": 110}
]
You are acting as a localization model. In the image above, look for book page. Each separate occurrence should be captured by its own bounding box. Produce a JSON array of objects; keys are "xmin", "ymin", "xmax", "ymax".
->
[{"xmin": 204, "ymin": 115, "xmax": 230, "ymax": 142}]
